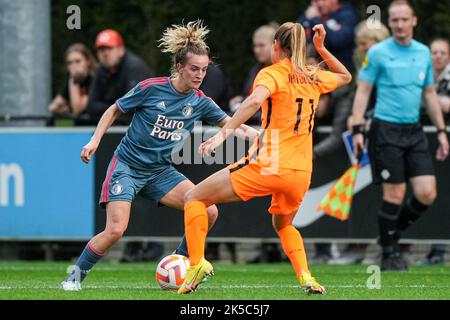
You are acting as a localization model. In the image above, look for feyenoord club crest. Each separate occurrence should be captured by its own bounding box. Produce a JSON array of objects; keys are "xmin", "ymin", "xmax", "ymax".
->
[
  {"xmin": 112, "ymin": 181, "xmax": 123, "ymax": 195},
  {"xmin": 182, "ymin": 104, "xmax": 193, "ymax": 117}
]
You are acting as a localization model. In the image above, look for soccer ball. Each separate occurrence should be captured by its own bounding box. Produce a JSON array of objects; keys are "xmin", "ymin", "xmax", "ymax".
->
[{"xmin": 155, "ymin": 254, "xmax": 190, "ymax": 290}]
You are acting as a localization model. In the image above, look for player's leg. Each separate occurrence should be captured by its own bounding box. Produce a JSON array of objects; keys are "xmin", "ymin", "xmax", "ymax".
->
[
  {"xmin": 157, "ymin": 179, "xmax": 219, "ymax": 257},
  {"xmin": 178, "ymin": 168, "xmax": 242, "ymax": 294},
  {"xmin": 270, "ymin": 170, "xmax": 325, "ymax": 294},
  {"xmin": 183, "ymin": 168, "xmax": 241, "ymax": 265},
  {"xmin": 89, "ymin": 201, "xmax": 131, "ymax": 252},
  {"xmin": 272, "ymin": 212, "xmax": 324, "ymax": 294},
  {"xmin": 272, "ymin": 212, "xmax": 309, "ymax": 275},
  {"xmin": 63, "ymin": 201, "xmax": 131, "ymax": 290},
  {"xmin": 63, "ymin": 156, "xmax": 140, "ymax": 290}
]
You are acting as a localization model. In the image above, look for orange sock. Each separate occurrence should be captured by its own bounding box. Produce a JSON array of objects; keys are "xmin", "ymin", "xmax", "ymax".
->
[
  {"xmin": 184, "ymin": 200, "xmax": 208, "ymax": 266},
  {"xmin": 278, "ymin": 225, "xmax": 309, "ymax": 277}
]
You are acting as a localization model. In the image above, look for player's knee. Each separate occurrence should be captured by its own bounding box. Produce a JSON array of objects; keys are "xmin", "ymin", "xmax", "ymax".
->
[
  {"xmin": 272, "ymin": 219, "xmax": 289, "ymax": 232},
  {"xmin": 272, "ymin": 220, "xmax": 280, "ymax": 232},
  {"xmin": 106, "ymin": 224, "xmax": 127, "ymax": 242},
  {"xmin": 206, "ymin": 205, "xmax": 219, "ymax": 224},
  {"xmin": 184, "ymin": 189, "xmax": 198, "ymax": 204}
]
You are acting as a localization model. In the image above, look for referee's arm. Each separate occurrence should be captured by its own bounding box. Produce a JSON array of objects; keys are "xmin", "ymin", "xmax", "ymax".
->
[
  {"xmin": 351, "ymin": 80, "xmax": 373, "ymax": 125},
  {"xmin": 350, "ymin": 80, "xmax": 373, "ymax": 156}
]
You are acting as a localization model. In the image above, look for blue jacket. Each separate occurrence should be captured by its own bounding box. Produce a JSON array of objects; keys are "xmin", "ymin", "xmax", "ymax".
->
[{"xmin": 298, "ymin": 3, "xmax": 359, "ymax": 73}]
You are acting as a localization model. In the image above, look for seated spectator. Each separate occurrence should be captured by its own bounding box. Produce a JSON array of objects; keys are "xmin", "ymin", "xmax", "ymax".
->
[
  {"xmin": 229, "ymin": 23, "xmax": 279, "ymax": 124},
  {"xmin": 48, "ymin": 43, "xmax": 96, "ymax": 125},
  {"xmin": 82, "ymin": 29, "xmax": 153, "ymax": 126}
]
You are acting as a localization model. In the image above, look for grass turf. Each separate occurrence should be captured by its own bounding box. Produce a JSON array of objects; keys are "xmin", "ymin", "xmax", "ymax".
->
[{"xmin": 0, "ymin": 261, "xmax": 449, "ymax": 300}]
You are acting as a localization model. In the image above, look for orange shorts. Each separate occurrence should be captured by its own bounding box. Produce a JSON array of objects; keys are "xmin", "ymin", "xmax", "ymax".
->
[{"xmin": 228, "ymin": 161, "xmax": 311, "ymax": 215}]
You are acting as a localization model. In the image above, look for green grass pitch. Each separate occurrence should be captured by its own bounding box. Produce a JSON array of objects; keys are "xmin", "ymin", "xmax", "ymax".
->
[{"xmin": 0, "ymin": 261, "xmax": 449, "ymax": 300}]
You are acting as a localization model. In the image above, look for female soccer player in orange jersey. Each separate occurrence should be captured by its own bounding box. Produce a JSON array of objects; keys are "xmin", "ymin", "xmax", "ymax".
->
[{"xmin": 178, "ymin": 23, "xmax": 352, "ymax": 295}]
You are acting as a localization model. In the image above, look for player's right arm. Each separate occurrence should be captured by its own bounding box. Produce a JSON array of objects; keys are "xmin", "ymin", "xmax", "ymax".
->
[
  {"xmin": 313, "ymin": 24, "xmax": 352, "ymax": 88},
  {"xmin": 81, "ymin": 104, "xmax": 122, "ymax": 164},
  {"xmin": 82, "ymin": 82, "xmax": 147, "ymax": 164}
]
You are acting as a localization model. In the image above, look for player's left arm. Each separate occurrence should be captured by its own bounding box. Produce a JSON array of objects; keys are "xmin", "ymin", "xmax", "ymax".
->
[
  {"xmin": 424, "ymin": 85, "xmax": 449, "ymax": 161},
  {"xmin": 200, "ymin": 86, "xmax": 269, "ymax": 157},
  {"xmin": 221, "ymin": 86, "xmax": 269, "ymax": 132},
  {"xmin": 217, "ymin": 116, "xmax": 259, "ymax": 141}
]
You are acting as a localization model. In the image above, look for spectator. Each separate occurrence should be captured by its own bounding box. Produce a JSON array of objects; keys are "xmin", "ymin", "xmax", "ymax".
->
[
  {"xmin": 298, "ymin": 0, "xmax": 359, "ymax": 74},
  {"xmin": 431, "ymin": 39, "xmax": 450, "ymax": 115},
  {"xmin": 416, "ymin": 38, "xmax": 450, "ymax": 266},
  {"xmin": 229, "ymin": 23, "xmax": 279, "ymax": 124},
  {"xmin": 82, "ymin": 29, "xmax": 153, "ymax": 126},
  {"xmin": 298, "ymin": 0, "xmax": 358, "ymax": 264},
  {"xmin": 48, "ymin": 43, "xmax": 97, "ymax": 125}
]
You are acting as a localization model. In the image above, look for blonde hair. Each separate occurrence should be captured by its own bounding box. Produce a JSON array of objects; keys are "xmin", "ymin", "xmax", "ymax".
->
[
  {"xmin": 158, "ymin": 20, "xmax": 210, "ymax": 76},
  {"xmin": 253, "ymin": 23, "xmax": 279, "ymax": 41},
  {"xmin": 274, "ymin": 22, "xmax": 319, "ymax": 80},
  {"xmin": 355, "ymin": 20, "xmax": 390, "ymax": 44}
]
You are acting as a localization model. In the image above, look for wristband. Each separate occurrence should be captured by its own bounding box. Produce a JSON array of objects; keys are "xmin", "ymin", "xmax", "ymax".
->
[
  {"xmin": 437, "ymin": 128, "xmax": 446, "ymax": 135},
  {"xmin": 352, "ymin": 124, "xmax": 365, "ymax": 135}
]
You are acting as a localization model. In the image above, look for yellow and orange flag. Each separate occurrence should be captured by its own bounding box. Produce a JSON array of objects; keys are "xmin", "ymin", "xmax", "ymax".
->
[{"xmin": 316, "ymin": 163, "xmax": 360, "ymax": 221}]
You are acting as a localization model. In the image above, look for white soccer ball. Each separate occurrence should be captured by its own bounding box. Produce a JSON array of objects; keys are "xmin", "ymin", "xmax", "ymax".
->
[{"xmin": 155, "ymin": 254, "xmax": 190, "ymax": 290}]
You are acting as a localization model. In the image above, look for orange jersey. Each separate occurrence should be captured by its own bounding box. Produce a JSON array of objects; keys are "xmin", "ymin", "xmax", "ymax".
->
[{"xmin": 247, "ymin": 58, "xmax": 338, "ymax": 173}]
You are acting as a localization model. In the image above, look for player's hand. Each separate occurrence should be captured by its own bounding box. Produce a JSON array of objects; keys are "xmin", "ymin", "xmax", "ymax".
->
[
  {"xmin": 199, "ymin": 132, "xmax": 225, "ymax": 158},
  {"xmin": 312, "ymin": 24, "xmax": 326, "ymax": 50},
  {"xmin": 81, "ymin": 139, "xmax": 99, "ymax": 164},
  {"xmin": 436, "ymin": 132, "xmax": 449, "ymax": 161},
  {"xmin": 353, "ymin": 133, "xmax": 365, "ymax": 160}
]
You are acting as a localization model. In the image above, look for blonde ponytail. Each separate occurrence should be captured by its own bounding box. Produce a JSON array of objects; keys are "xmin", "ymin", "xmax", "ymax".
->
[{"xmin": 275, "ymin": 22, "xmax": 320, "ymax": 80}]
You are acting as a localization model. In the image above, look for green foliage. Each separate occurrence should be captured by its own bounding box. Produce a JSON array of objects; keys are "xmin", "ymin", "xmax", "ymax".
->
[{"xmin": 52, "ymin": 0, "xmax": 450, "ymax": 95}]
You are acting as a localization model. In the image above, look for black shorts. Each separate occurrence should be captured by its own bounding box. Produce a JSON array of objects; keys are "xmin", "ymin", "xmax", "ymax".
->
[{"xmin": 368, "ymin": 119, "xmax": 435, "ymax": 184}]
